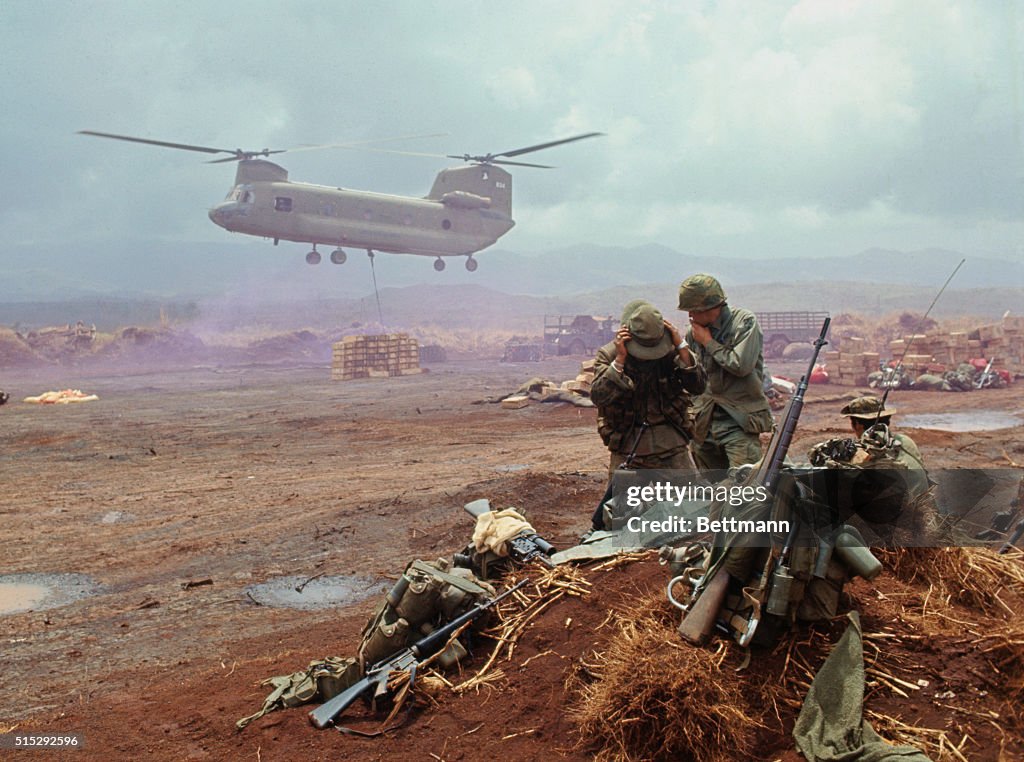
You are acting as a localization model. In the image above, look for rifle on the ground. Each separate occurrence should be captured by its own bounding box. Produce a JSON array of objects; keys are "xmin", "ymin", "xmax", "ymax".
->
[
  {"xmin": 678, "ymin": 317, "xmax": 830, "ymax": 646},
  {"xmin": 461, "ymin": 499, "xmax": 556, "ymax": 568},
  {"xmin": 974, "ymin": 357, "xmax": 996, "ymax": 389},
  {"xmin": 309, "ymin": 578, "xmax": 527, "ymax": 729}
]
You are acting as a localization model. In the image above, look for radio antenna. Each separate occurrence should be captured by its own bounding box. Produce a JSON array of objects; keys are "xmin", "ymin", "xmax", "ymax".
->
[{"xmin": 875, "ymin": 258, "xmax": 966, "ymax": 422}]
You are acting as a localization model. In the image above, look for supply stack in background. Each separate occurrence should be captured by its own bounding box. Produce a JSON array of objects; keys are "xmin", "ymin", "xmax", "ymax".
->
[
  {"xmin": 889, "ymin": 316, "xmax": 1024, "ymax": 377},
  {"xmin": 822, "ymin": 336, "xmax": 880, "ymax": 386},
  {"xmin": 561, "ymin": 358, "xmax": 596, "ymax": 395},
  {"xmin": 332, "ymin": 334, "xmax": 422, "ymax": 380}
]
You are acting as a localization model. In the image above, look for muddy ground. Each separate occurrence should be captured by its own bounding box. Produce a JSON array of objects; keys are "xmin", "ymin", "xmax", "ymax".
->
[{"xmin": 1, "ymin": 355, "xmax": 1023, "ymax": 761}]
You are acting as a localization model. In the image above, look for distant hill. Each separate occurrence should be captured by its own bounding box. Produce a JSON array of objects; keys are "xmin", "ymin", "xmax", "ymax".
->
[
  {"xmin": 3, "ymin": 281, "xmax": 1019, "ymax": 335},
  {"xmin": 2, "ymin": 237, "xmax": 1020, "ymax": 332},
  {"xmin": 1, "ymin": 239, "xmax": 1019, "ymax": 303}
]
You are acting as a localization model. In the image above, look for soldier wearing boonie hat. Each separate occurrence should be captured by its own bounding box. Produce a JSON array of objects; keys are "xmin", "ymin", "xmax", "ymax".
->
[
  {"xmin": 841, "ymin": 395, "xmax": 896, "ymax": 426},
  {"xmin": 836, "ymin": 394, "xmax": 932, "ymax": 533},
  {"xmin": 677, "ymin": 274, "xmax": 773, "ymax": 477},
  {"xmin": 589, "ymin": 300, "xmax": 707, "ymax": 521}
]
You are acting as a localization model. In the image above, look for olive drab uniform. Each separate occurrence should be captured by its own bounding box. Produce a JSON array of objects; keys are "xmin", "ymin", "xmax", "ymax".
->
[
  {"xmin": 590, "ymin": 301, "xmax": 706, "ymax": 474},
  {"xmin": 809, "ymin": 396, "xmax": 936, "ymax": 541},
  {"xmin": 591, "ymin": 342, "xmax": 706, "ymax": 471},
  {"xmin": 684, "ymin": 305, "xmax": 774, "ymax": 473}
]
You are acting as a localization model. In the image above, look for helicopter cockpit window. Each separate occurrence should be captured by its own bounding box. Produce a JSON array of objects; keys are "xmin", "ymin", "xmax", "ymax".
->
[
  {"xmin": 274, "ymin": 196, "xmax": 293, "ymax": 212},
  {"xmin": 240, "ymin": 190, "xmax": 254, "ymax": 204}
]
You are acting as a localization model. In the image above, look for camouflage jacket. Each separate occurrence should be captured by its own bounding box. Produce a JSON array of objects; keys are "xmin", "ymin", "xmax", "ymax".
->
[
  {"xmin": 685, "ymin": 305, "xmax": 773, "ymax": 442},
  {"xmin": 591, "ymin": 343, "xmax": 706, "ymax": 456}
]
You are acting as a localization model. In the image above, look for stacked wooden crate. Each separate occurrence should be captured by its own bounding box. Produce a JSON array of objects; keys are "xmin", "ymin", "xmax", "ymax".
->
[
  {"xmin": 561, "ymin": 358, "xmax": 596, "ymax": 395},
  {"xmin": 331, "ymin": 334, "xmax": 422, "ymax": 380},
  {"xmin": 976, "ymin": 317, "xmax": 1024, "ymax": 374},
  {"xmin": 885, "ymin": 317, "xmax": 1023, "ymax": 375},
  {"xmin": 824, "ymin": 337, "xmax": 879, "ymax": 385}
]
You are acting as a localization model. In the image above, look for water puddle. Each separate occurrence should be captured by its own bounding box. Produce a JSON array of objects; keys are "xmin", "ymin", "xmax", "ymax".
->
[
  {"xmin": 0, "ymin": 573, "xmax": 100, "ymax": 616},
  {"xmin": 245, "ymin": 575, "xmax": 384, "ymax": 610},
  {"xmin": 494, "ymin": 464, "xmax": 530, "ymax": 473},
  {"xmin": 900, "ymin": 411, "xmax": 1022, "ymax": 432}
]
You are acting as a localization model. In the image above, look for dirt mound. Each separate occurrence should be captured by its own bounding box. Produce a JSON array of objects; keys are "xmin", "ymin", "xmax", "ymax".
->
[
  {"xmin": 32, "ymin": 550, "xmax": 1024, "ymax": 762},
  {"xmin": 93, "ymin": 326, "xmax": 207, "ymax": 364},
  {"xmin": 245, "ymin": 330, "xmax": 331, "ymax": 363},
  {"xmin": 0, "ymin": 327, "xmax": 46, "ymax": 367}
]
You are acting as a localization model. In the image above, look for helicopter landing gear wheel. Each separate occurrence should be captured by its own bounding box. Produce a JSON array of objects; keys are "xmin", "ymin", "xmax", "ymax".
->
[
  {"xmin": 305, "ymin": 248, "xmax": 321, "ymax": 265},
  {"xmin": 433, "ymin": 257, "xmax": 446, "ymax": 272},
  {"xmin": 465, "ymin": 256, "xmax": 478, "ymax": 272},
  {"xmin": 330, "ymin": 248, "xmax": 347, "ymax": 264}
]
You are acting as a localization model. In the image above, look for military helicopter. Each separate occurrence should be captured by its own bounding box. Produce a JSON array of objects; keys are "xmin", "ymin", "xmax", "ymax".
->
[{"xmin": 78, "ymin": 130, "xmax": 602, "ymax": 271}]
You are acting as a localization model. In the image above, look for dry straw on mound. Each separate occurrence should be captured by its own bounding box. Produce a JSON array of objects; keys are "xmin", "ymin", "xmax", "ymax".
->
[
  {"xmin": 566, "ymin": 595, "xmax": 760, "ymax": 762},
  {"xmin": 981, "ymin": 622, "xmax": 1024, "ymax": 700},
  {"xmin": 878, "ymin": 547, "xmax": 1024, "ymax": 615}
]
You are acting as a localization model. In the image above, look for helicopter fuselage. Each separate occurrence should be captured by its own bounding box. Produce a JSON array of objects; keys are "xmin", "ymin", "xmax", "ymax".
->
[{"xmin": 207, "ymin": 159, "xmax": 515, "ymax": 258}]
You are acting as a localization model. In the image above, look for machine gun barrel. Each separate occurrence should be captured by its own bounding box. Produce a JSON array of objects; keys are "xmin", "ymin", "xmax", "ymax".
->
[
  {"xmin": 463, "ymin": 499, "xmax": 557, "ymax": 566},
  {"xmin": 309, "ymin": 578, "xmax": 527, "ymax": 728}
]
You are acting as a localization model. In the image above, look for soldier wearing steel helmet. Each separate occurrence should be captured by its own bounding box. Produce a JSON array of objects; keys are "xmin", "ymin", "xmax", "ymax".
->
[{"xmin": 677, "ymin": 274, "xmax": 773, "ymax": 477}]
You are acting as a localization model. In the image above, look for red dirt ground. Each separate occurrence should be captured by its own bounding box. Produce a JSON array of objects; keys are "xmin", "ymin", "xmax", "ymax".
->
[{"xmin": 1, "ymin": 355, "xmax": 1023, "ymax": 760}]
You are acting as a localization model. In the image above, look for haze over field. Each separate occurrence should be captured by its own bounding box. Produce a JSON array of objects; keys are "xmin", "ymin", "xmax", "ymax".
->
[{"xmin": 1, "ymin": 1, "xmax": 1021, "ymax": 308}]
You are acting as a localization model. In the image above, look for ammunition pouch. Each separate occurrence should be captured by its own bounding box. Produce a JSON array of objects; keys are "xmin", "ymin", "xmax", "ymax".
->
[
  {"xmin": 358, "ymin": 558, "xmax": 494, "ymax": 669},
  {"xmin": 236, "ymin": 655, "xmax": 360, "ymax": 730}
]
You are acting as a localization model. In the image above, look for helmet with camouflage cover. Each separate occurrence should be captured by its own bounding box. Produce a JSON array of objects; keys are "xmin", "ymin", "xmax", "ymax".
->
[
  {"xmin": 840, "ymin": 395, "xmax": 896, "ymax": 420},
  {"xmin": 677, "ymin": 274, "xmax": 727, "ymax": 311}
]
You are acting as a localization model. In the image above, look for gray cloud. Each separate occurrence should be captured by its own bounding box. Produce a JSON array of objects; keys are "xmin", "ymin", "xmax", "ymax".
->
[{"xmin": 1, "ymin": 0, "xmax": 1021, "ymax": 270}]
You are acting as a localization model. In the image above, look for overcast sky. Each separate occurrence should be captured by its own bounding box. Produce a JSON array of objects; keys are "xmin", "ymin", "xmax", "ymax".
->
[{"xmin": 2, "ymin": 0, "xmax": 1022, "ymax": 267}]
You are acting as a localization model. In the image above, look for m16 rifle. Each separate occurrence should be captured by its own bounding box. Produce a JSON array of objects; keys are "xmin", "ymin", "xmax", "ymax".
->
[
  {"xmin": 456, "ymin": 499, "xmax": 557, "ymax": 569},
  {"xmin": 678, "ymin": 317, "xmax": 830, "ymax": 646},
  {"xmin": 309, "ymin": 578, "xmax": 527, "ymax": 729},
  {"xmin": 974, "ymin": 357, "xmax": 996, "ymax": 389}
]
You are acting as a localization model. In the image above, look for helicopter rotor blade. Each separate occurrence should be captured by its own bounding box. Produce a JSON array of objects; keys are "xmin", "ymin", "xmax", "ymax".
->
[
  {"xmin": 489, "ymin": 159, "xmax": 554, "ymax": 168},
  {"xmin": 494, "ymin": 132, "xmax": 604, "ymax": 159},
  {"xmin": 78, "ymin": 130, "xmax": 238, "ymax": 157},
  {"xmin": 286, "ymin": 132, "xmax": 449, "ymax": 153}
]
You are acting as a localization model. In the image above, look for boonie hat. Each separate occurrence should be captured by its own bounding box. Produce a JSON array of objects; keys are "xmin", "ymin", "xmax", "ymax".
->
[
  {"xmin": 678, "ymin": 274, "xmax": 727, "ymax": 311},
  {"xmin": 621, "ymin": 301, "xmax": 674, "ymax": 360},
  {"xmin": 840, "ymin": 395, "xmax": 896, "ymax": 420}
]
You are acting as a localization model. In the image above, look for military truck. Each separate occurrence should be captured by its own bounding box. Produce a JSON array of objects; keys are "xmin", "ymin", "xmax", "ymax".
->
[
  {"xmin": 756, "ymin": 311, "xmax": 831, "ymax": 358},
  {"xmin": 543, "ymin": 314, "xmax": 617, "ymax": 356}
]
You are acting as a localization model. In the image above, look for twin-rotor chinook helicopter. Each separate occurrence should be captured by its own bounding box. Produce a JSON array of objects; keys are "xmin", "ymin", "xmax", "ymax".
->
[{"xmin": 79, "ymin": 130, "xmax": 602, "ymax": 271}]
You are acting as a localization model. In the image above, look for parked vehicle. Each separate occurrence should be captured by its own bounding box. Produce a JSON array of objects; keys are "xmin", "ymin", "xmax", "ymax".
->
[
  {"xmin": 756, "ymin": 311, "xmax": 832, "ymax": 358},
  {"xmin": 543, "ymin": 315, "xmax": 617, "ymax": 356}
]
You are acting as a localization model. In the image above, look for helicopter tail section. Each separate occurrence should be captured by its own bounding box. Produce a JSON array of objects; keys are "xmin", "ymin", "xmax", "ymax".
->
[{"xmin": 426, "ymin": 165, "xmax": 512, "ymax": 218}]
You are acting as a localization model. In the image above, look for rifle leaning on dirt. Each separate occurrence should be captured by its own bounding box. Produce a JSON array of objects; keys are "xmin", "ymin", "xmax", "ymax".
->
[
  {"xmin": 974, "ymin": 357, "xmax": 996, "ymax": 390},
  {"xmin": 678, "ymin": 317, "xmax": 830, "ymax": 646},
  {"xmin": 460, "ymin": 498, "xmax": 557, "ymax": 568},
  {"xmin": 309, "ymin": 578, "xmax": 528, "ymax": 729}
]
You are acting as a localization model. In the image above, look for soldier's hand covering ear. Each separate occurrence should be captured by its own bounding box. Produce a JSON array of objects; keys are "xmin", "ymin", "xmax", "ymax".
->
[{"xmin": 614, "ymin": 326, "xmax": 631, "ymax": 365}]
